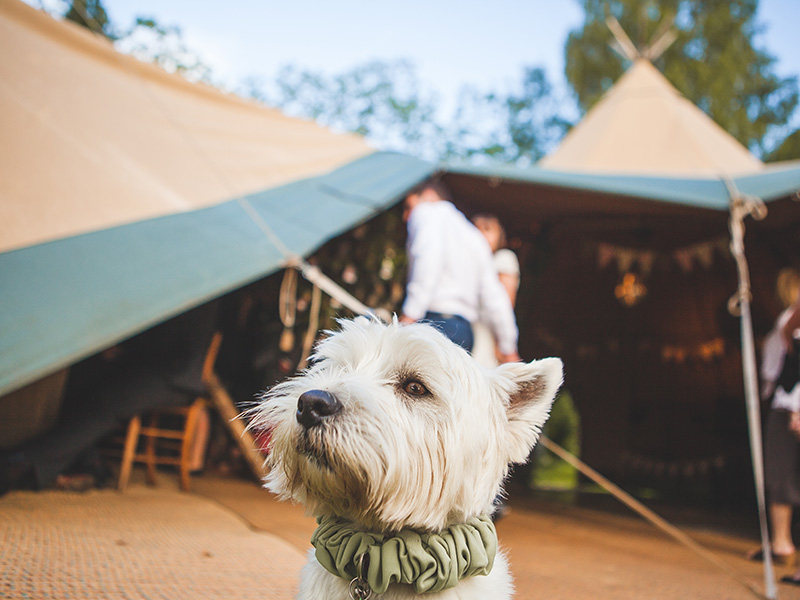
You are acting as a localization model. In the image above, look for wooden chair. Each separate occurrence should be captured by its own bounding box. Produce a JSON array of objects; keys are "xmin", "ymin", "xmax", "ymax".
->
[{"xmin": 117, "ymin": 332, "xmax": 223, "ymax": 492}]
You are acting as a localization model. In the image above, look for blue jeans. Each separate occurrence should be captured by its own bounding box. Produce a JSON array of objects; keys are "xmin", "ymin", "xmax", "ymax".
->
[{"xmin": 422, "ymin": 312, "xmax": 474, "ymax": 352}]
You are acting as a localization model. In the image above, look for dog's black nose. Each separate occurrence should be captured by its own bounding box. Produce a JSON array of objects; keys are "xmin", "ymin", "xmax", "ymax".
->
[{"xmin": 296, "ymin": 389, "xmax": 342, "ymax": 429}]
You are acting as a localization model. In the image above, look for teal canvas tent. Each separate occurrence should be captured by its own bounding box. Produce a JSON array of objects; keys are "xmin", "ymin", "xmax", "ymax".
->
[
  {"xmin": 0, "ymin": 0, "xmax": 438, "ymax": 447},
  {"xmin": 0, "ymin": 0, "xmax": 436, "ymax": 406},
  {"xmin": 0, "ymin": 150, "xmax": 433, "ymax": 400}
]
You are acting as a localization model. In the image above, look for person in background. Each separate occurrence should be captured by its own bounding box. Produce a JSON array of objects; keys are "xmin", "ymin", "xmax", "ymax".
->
[
  {"xmin": 399, "ymin": 180, "xmax": 520, "ymax": 364},
  {"xmin": 751, "ymin": 268, "xmax": 800, "ymax": 577},
  {"xmin": 471, "ymin": 214, "xmax": 520, "ymax": 368},
  {"xmin": 783, "ymin": 288, "xmax": 800, "ymax": 350}
]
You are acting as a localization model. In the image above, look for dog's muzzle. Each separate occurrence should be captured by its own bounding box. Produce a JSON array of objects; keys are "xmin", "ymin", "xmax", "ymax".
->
[{"xmin": 296, "ymin": 389, "xmax": 342, "ymax": 429}]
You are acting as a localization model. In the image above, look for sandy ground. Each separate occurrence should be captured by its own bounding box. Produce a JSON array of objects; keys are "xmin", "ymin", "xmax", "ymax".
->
[{"xmin": 2, "ymin": 471, "xmax": 799, "ymax": 599}]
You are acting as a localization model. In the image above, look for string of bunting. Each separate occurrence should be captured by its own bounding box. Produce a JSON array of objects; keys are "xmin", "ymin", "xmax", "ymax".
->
[
  {"xmin": 621, "ymin": 451, "xmax": 727, "ymax": 479},
  {"xmin": 572, "ymin": 336, "xmax": 726, "ymax": 364},
  {"xmin": 596, "ymin": 237, "xmax": 730, "ymax": 274}
]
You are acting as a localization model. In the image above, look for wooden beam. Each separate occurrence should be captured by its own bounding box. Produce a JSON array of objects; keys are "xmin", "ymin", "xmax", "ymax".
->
[
  {"xmin": 606, "ymin": 15, "xmax": 639, "ymax": 61},
  {"xmin": 206, "ymin": 372, "xmax": 268, "ymax": 481}
]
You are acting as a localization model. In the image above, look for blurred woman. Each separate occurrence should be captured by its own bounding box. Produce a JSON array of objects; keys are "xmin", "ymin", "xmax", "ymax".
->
[
  {"xmin": 754, "ymin": 267, "xmax": 800, "ymax": 575},
  {"xmin": 471, "ymin": 214, "xmax": 520, "ymax": 368}
]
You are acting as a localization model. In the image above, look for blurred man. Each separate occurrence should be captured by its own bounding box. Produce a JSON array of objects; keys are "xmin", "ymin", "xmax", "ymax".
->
[{"xmin": 399, "ymin": 181, "xmax": 520, "ymax": 363}]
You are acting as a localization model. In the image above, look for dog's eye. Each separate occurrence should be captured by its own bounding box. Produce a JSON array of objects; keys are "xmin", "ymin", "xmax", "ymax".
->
[{"xmin": 403, "ymin": 379, "xmax": 429, "ymax": 396}]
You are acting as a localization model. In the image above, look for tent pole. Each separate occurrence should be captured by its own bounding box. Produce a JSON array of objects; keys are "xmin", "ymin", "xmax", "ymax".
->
[{"xmin": 727, "ymin": 182, "xmax": 776, "ymax": 600}]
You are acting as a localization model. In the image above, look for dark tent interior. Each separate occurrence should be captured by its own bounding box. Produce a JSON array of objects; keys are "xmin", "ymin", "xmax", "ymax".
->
[{"xmin": 442, "ymin": 171, "xmax": 800, "ymax": 508}]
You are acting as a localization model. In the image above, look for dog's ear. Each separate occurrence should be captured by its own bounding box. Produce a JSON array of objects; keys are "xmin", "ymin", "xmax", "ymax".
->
[{"xmin": 495, "ymin": 357, "xmax": 563, "ymax": 464}]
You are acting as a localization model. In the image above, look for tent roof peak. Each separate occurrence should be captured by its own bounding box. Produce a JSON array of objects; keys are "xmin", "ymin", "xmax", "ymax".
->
[
  {"xmin": 539, "ymin": 58, "xmax": 763, "ymax": 178},
  {"xmin": 606, "ymin": 15, "xmax": 677, "ymax": 63}
]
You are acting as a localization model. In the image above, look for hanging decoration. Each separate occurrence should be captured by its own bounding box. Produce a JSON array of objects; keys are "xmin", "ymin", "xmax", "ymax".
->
[
  {"xmin": 596, "ymin": 237, "xmax": 729, "ymax": 274},
  {"xmin": 597, "ymin": 236, "xmax": 730, "ymax": 308},
  {"xmin": 341, "ymin": 264, "xmax": 358, "ymax": 285},
  {"xmin": 538, "ymin": 329, "xmax": 727, "ymax": 365},
  {"xmin": 278, "ymin": 267, "xmax": 298, "ymax": 353},
  {"xmin": 296, "ymin": 283, "xmax": 323, "ymax": 371},
  {"xmin": 653, "ymin": 336, "xmax": 727, "ymax": 364},
  {"xmin": 379, "ymin": 247, "xmax": 396, "ymax": 281},
  {"xmin": 622, "ymin": 451, "xmax": 727, "ymax": 479},
  {"xmin": 615, "ymin": 272, "xmax": 647, "ymax": 306}
]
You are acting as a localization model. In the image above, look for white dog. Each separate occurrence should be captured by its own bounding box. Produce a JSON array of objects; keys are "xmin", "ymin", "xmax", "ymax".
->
[{"xmin": 250, "ymin": 317, "xmax": 562, "ymax": 599}]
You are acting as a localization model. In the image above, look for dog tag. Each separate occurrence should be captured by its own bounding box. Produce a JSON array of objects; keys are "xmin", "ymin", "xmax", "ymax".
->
[
  {"xmin": 348, "ymin": 578, "xmax": 372, "ymax": 600},
  {"xmin": 348, "ymin": 553, "xmax": 372, "ymax": 599}
]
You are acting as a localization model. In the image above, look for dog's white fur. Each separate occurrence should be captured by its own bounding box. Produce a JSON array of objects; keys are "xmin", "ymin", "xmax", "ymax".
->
[{"xmin": 250, "ymin": 317, "xmax": 562, "ymax": 599}]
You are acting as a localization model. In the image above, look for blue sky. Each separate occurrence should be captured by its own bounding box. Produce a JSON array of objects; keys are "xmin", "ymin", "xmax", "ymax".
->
[
  {"xmin": 98, "ymin": 0, "xmax": 587, "ymax": 103},
  {"xmin": 32, "ymin": 0, "xmax": 800, "ymax": 128}
]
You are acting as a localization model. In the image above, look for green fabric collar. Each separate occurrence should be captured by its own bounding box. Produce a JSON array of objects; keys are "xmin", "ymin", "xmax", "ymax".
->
[{"xmin": 310, "ymin": 513, "xmax": 497, "ymax": 594}]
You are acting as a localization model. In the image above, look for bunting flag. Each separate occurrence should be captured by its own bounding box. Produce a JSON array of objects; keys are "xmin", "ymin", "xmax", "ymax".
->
[
  {"xmin": 622, "ymin": 452, "xmax": 727, "ymax": 479},
  {"xmin": 569, "ymin": 337, "xmax": 727, "ymax": 364},
  {"xmin": 661, "ymin": 338, "xmax": 726, "ymax": 364},
  {"xmin": 595, "ymin": 237, "xmax": 730, "ymax": 274}
]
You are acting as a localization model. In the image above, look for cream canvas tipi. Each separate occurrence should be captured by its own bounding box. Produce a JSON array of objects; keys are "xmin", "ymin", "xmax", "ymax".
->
[
  {"xmin": 541, "ymin": 46, "xmax": 779, "ymax": 598},
  {"xmin": 540, "ymin": 58, "xmax": 764, "ymax": 178}
]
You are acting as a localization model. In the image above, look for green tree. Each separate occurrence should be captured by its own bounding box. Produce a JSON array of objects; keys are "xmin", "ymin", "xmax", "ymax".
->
[
  {"xmin": 266, "ymin": 61, "xmax": 569, "ymax": 164},
  {"xmin": 115, "ymin": 17, "xmax": 214, "ymax": 84},
  {"xmin": 565, "ymin": 0, "xmax": 798, "ymax": 156},
  {"xmin": 445, "ymin": 67, "xmax": 571, "ymax": 166},
  {"xmin": 49, "ymin": 1, "xmax": 214, "ymax": 84},
  {"xmin": 267, "ymin": 60, "xmax": 443, "ymax": 160},
  {"xmin": 765, "ymin": 128, "xmax": 800, "ymax": 162},
  {"xmin": 64, "ymin": 0, "xmax": 113, "ymax": 39}
]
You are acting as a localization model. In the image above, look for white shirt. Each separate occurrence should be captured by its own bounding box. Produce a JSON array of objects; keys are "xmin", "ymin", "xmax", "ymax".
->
[
  {"xmin": 762, "ymin": 307, "xmax": 800, "ymax": 411},
  {"xmin": 402, "ymin": 201, "xmax": 518, "ymax": 355},
  {"xmin": 472, "ymin": 249, "xmax": 522, "ymax": 367},
  {"xmin": 493, "ymin": 248, "xmax": 520, "ymax": 285}
]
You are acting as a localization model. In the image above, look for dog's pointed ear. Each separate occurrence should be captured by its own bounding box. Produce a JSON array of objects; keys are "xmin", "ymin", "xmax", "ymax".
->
[{"xmin": 495, "ymin": 357, "xmax": 563, "ymax": 464}]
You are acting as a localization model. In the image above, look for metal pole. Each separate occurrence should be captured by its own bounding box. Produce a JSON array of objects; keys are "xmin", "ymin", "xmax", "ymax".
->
[{"xmin": 728, "ymin": 186, "xmax": 776, "ymax": 600}]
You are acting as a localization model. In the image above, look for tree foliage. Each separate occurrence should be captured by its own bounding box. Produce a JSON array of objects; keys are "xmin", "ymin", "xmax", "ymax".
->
[
  {"xmin": 265, "ymin": 61, "xmax": 569, "ymax": 164},
  {"xmin": 766, "ymin": 128, "xmax": 800, "ymax": 162},
  {"xmin": 56, "ymin": 1, "xmax": 213, "ymax": 83},
  {"xmin": 265, "ymin": 61, "xmax": 444, "ymax": 160},
  {"xmin": 64, "ymin": 0, "xmax": 113, "ymax": 39},
  {"xmin": 565, "ymin": 0, "xmax": 798, "ymax": 156},
  {"xmin": 445, "ymin": 67, "xmax": 570, "ymax": 165},
  {"xmin": 55, "ymin": 1, "xmax": 572, "ymax": 164},
  {"xmin": 114, "ymin": 17, "xmax": 214, "ymax": 84}
]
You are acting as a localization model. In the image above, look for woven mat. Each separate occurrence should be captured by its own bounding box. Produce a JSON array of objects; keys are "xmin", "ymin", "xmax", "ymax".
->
[
  {"xmin": 0, "ymin": 483, "xmax": 306, "ymax": 599},
  {"xmin": 0, "ymin": 474, "xmax": 775, "ymax": 600}
]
